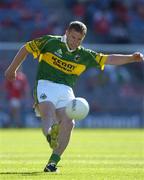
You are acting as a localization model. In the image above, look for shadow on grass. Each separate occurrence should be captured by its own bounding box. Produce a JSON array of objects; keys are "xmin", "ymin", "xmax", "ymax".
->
[{"xmin": 0, "ymin": 171, "xmax": 44, "ymax": 176}]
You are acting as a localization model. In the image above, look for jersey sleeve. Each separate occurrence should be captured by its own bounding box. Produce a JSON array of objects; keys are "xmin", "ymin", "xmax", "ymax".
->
[
  {"xmin": 87, "ymin": 49, "xmax": 108, "ymax": 70},
  {"xmin": 95, "ymin": 53, "xmax": 108, "ymax": 70},
  {"xmin": 25, "ymin": 35, "xmax": 50, "ymax": 58}
]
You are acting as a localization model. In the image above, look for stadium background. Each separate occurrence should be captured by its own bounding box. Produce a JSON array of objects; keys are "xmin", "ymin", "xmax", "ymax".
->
[{"xmin": 0, "ymin": 0, "xmax": 144, "ymax": 128}]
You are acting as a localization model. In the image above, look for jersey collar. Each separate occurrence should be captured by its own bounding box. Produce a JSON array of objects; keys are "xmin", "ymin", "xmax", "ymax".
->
[{"xmin": 61, "ymin": 35, "xmax": 80, "ymax": 52}]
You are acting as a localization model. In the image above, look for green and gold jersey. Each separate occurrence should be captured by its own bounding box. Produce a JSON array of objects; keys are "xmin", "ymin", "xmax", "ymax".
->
[{"xmin": 25, "ymin": 35, "xmax": 108, "ymax": 88}]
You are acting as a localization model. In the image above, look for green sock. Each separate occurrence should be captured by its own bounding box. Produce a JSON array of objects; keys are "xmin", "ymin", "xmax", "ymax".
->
[{"xmin": 48, "ymin": 153, "xmax": 61, "ymax": 165}]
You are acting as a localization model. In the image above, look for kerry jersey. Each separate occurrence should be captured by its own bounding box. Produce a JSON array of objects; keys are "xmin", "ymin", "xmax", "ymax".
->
[{"xmin": 25, "ymin": 35, "xmax": 108, "ymax": 88}]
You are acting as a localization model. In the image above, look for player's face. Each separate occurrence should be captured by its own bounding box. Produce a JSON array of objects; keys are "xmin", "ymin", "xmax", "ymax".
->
[{"xmin": 66, "ymin": 29, "xmax": 85, "ymax": 50}]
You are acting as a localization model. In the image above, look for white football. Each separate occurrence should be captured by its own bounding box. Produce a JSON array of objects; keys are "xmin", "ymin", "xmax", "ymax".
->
[{"xmin": 65, "ymin": 97, "xmax": 89, "ymax": 120}]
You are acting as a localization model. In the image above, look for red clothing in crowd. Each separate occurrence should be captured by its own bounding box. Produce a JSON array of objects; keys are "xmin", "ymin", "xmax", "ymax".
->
[{"xmin": 5, "ymin": 71, "xmax": 29, "ymax": 100}]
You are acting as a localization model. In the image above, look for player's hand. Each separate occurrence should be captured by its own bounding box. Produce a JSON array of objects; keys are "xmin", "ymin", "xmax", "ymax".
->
[
  {"xmin": 133, "ymin": 52, "xmax": 144, "ymax": 62},
  {"xmin": 4, "ymin": 68, "xmax": 16, "ymax": 81}
]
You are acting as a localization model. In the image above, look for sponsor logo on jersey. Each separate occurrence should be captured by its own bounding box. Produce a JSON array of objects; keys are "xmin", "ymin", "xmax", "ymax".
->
[
  {"xmin": 52, "ymin": 56, "xmax": 76, "ymax": 72},
  {"xmin": 39, "ymin": 53, "xmax": 86, "ymax": 75},
  {"xmin": 54, "ymin": 49, "xmax": 63, "ymax": 57}
]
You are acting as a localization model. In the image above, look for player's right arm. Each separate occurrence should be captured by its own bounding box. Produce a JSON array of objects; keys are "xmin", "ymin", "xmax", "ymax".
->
[
  {"xmin": 5, "ymin": 45, "xmax": 29, "ymax": 81},
  {"xmin": 5, "ymin": 35, "xmax": 51, "ymax": 81}
]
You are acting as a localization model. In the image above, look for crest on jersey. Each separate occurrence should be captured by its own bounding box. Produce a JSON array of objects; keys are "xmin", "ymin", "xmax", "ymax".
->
[{"xmin": 74, "ymin": 54, "xmax": 81, "ymax": 62}]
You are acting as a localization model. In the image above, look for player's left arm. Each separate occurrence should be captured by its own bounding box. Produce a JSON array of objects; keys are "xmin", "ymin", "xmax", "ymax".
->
[{"xmin": 105, "ymin": 52, "xmax": 144, "ymax": 65}]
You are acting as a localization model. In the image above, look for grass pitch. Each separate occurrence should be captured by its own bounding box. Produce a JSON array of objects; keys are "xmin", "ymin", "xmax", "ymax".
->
[{"xmin": 0, "ymin": 128, "xmax": 143, "ymax": 180}]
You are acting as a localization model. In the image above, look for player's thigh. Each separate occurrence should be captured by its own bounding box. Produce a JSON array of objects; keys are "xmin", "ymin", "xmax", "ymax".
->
[{"xmin": 38, "ymin": 101, "xmax": 56, "ymax": 119}]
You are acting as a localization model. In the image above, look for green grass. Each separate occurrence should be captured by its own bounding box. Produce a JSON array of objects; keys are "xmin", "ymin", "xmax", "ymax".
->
[{"xmin": 0, "ymin": 128, "xmax": 144, "ymax": 180}]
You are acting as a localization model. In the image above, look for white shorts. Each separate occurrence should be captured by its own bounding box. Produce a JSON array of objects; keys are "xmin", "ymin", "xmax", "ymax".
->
[{"xmin": 36, "ymin": 80, "xmax": 75, "ymax": 109}]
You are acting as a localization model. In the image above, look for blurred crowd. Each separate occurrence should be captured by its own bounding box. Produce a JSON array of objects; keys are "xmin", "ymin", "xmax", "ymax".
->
[
  {"xmin": 76, "ymin": 65, "xmax": 144, "ymax": 114},
  {"xmin": 0, "ymin": 0, "xmax": 144, "ymax": 43}
]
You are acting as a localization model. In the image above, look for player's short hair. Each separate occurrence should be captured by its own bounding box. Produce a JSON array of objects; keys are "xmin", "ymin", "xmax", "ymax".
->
[{"xmin": 68, "ymin": 21, "xmax": 87, "ymax": 35}]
